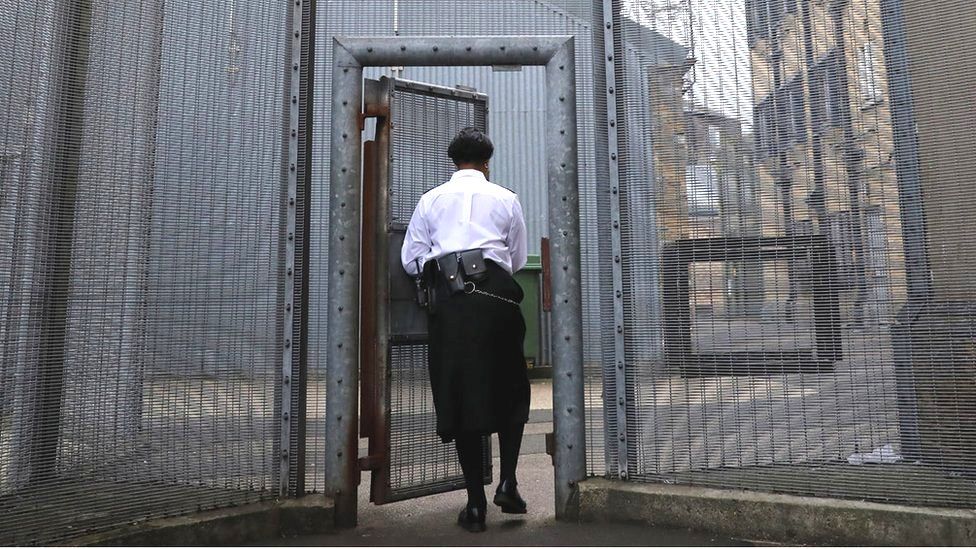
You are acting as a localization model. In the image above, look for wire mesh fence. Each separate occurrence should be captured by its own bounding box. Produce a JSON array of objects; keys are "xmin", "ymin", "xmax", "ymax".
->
[
  {"xmin": 609, "ymin": 0, "xmax": 976, "ymax": 509},
  {"xmin": 3, "ymin": 0, "xmax": 976, "ymax": 544},
  {"xmin": 1, "ymin": 0, "xmax": 288, "ymax": 544}
]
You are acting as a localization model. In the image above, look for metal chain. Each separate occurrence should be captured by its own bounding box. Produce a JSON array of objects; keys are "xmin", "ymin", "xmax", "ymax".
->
[{"xmin": 463, "ymin": 282, "xmax": 521, "ymax": 307}]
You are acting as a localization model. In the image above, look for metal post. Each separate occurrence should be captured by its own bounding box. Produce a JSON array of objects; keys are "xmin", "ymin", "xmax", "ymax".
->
[
  {"xmin": 279, "ymin": 0, "xmax": 315, "ymax": 499},
  {"xmin": 599, "ymin": 0, "xmax": 630, "ymax": 481},
  {"xmin": 881, "ymin": 0, "xmax": 931, "ymax": 463},
  {"xmin": 277, "ymin": 0, "xmax": 301, "ymax": 500},
  {"xmin": 545, "ymin": 38, "xmax": 587, "ymax": 520},
  {"xmin": 325, "ymin": 39, "xmax": 364, "ymax": 529},
  {"xmin": 28, "ymin": 0, "xmax": 93, "ymax": 485}
]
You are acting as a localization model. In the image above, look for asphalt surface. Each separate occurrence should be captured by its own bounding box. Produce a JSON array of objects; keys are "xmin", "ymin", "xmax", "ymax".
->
[{"xmin": 257, "ymin": 452, "xmax": 747, "ymax": 546}]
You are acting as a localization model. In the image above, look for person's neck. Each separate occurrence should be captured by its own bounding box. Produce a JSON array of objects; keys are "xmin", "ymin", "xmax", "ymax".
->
[{"xmin": 455, "ymin": 164, "xmax": 488, "ymax": 178}]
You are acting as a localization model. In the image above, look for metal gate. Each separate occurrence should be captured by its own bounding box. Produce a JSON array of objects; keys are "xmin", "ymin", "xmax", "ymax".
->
[{"xmin": 359, "ymin": 76, "xmax": 492, "ymax": 504}]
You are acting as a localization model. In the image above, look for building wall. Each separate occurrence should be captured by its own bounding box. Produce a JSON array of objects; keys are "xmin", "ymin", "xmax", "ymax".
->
[
  {"xmin": 842, "ymin": 0, "xmax": 903, "ymax": 312},
  {"xmin": 902, "ymin": 0, "xmax": 976, "ymax": 301},
  {"xmin": 748, "ymin": 0, "xmax": 904, "ymax": 322},
  {"xmin": 684, "ymin": 110, "xmax": 765, "ymax": 316},
  {"xmin": 649, "ymin": 64, "xmax": 692, "ymax": 242}
]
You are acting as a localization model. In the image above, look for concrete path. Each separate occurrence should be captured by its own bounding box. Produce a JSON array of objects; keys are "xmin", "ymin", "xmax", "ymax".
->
[
  {"xmin": 260, "ymin": 453, "xmax": 746, "ymax": 546},
  {"xmin": 257, "ymin": 380, "xmax": 747, "ymax": 546}
]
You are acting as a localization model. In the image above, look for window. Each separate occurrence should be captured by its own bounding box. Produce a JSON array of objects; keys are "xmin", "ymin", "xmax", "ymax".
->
[
  {"xmin": 748, "ymin": 0, "xmax": 797, "ymax": 44},
  {"xmin": 747, "ymin": 0, "xmax": 770, "ymax": 45},
  {"xmin": 857, "ymin": 42, "xmax": 884, "ymax": 106},
  {"xmin": 786, "ymin": 77, "xmax": 807, "ymax": 144},
  {"xmin": 686, "ymin": 165, "xmax": 720, "ymax": 217},
  {"xmin": 827, "ymin": 212, "xmax": 858, "ymax": 289},
  {"xmin": 769, "ymin": 0, "xmax": 798, "ymax": 24},
  {"xmin": 772, "ymin": 77, "xmax": 807, "ymax": 146},
  {"xmin": 811, "ymin": 52, "xmax": 847, "ymax": 130},
  {"xmin": 708, "ymin": 125, "xmax": 722, "ymax": 149},
  {"xmin": 754, "ymin": 97, "xmax": 777, "ymax": 158}
]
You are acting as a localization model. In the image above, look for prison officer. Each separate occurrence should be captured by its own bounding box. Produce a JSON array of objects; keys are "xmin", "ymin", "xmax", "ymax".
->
[{"xmin": 401, "ymin": 127, "xmax": 530, "ymax": 533}]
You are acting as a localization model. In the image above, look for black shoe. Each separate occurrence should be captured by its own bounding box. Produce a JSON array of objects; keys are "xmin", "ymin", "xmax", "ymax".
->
[
  {"xmin": 493, "ymin": 479, "xmax": 527, "ymax": 514},
  {"xmin": 457, "ymin": 503, "xmax": 487, "ymax": 533}
]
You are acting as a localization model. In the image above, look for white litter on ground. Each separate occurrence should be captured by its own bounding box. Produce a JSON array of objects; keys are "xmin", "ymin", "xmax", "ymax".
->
[{"xmin": 848, "ymin": 444, "xmax": 902, "ymax": 465}]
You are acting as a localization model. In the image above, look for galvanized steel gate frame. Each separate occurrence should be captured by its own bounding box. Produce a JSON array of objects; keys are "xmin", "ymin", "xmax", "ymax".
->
[{"xmin": 325, "ymin": 35, "xmax": 586, "ymax": 527}]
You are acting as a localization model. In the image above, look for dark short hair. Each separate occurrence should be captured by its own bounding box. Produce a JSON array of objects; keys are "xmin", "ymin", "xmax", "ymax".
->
[{"xmin": 447, "ymin": 127, "xmax": 494, "ymax": 165}]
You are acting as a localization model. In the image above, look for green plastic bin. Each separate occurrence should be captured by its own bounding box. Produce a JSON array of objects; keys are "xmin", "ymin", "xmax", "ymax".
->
[{"xmin": 515, "ymin": 255, "xmax": 542, "ymax": 368}]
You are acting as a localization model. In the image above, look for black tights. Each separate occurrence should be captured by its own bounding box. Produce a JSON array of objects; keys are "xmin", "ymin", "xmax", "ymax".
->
[{"xmin": 454, "ymin": 422, "xmax": 525, "ymax": 507}]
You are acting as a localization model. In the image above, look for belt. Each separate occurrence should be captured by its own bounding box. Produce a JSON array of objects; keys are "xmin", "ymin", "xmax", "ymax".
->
[
  {"xmin": 416, "ymin": 250, "xmax": 520, "ymax": 311},
  {"xmin": 436, "ymin": 249, "xmax": 488, "ymax": 294}
]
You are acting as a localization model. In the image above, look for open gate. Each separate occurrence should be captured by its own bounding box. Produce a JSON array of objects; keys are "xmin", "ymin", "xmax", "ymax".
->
[{"xmin": 359, "ymin": 76, "xmax": 493, "ymax": 504}]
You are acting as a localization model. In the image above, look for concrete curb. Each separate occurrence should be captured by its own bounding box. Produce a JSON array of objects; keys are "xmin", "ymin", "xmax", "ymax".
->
[
  {"xmin": 576, "ymin": 478, "xmax": 976, "ymax": 546},
  {"xmin": 67, "ymin": 494, "xmax": 334, "ymax": 547}
]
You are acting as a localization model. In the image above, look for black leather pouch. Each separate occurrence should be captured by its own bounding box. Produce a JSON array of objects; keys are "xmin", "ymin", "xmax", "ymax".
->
[
  {"xmin": 436, "ymin": 253, "xmax": 466, "ymax": 294},
  {"xmin": 459, "ymin": 249, "xmax": 488, "ymax": 282}
]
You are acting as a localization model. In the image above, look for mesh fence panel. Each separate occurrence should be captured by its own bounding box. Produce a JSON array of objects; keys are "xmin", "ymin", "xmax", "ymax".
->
[
  {"xmin": 0, "ymin": 0, "xmax": 287, "ymax": 543},
  {"xmin": 609, "ymin": 0, "xmax": 976, "ymax": 509},
  {"xmin": 4, "ymin": 0, "xmax": 976, "ymax": 543},
  {"xmin": 389, "ymin": 86, "xmax": 486, "ymax": 225}
]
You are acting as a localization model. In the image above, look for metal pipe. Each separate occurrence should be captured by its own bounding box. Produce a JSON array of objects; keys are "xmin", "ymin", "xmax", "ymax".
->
[
  {"xmin": 369, "ymin": 76, "xmax": 393, "ymax": 504},
  {"xmin": 324, "ymin": 39, "xmax": 364, "ymax": 529},
  {"xmin": 545, "ymin": 38, "xmax": 586, "ymax": 520}
]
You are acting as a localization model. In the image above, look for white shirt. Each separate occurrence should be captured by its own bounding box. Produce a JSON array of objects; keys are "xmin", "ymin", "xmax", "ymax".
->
[{"xmin": 400, "ymin": 169, "xmax": 528, "ymax": 276}]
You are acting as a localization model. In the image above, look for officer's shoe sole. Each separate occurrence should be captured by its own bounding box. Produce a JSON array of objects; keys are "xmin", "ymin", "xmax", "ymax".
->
[{"xmin": 492, "ymin": 492, "xmax": 527, "ymax": 514}]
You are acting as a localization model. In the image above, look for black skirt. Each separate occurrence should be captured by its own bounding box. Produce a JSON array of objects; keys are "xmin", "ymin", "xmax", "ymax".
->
[{"xmin": 426, "ymin": 260, "xmax": 531, "ymax": 443}]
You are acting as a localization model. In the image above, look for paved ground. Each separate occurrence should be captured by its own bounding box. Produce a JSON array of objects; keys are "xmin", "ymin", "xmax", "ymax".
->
[
  {"xmin": 261, "ymin": 454, "xmax": 745, "ymax": 547},
  {"xmin": 259, "ymin": 379, "xmax": 748, "ymax": 547}
]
